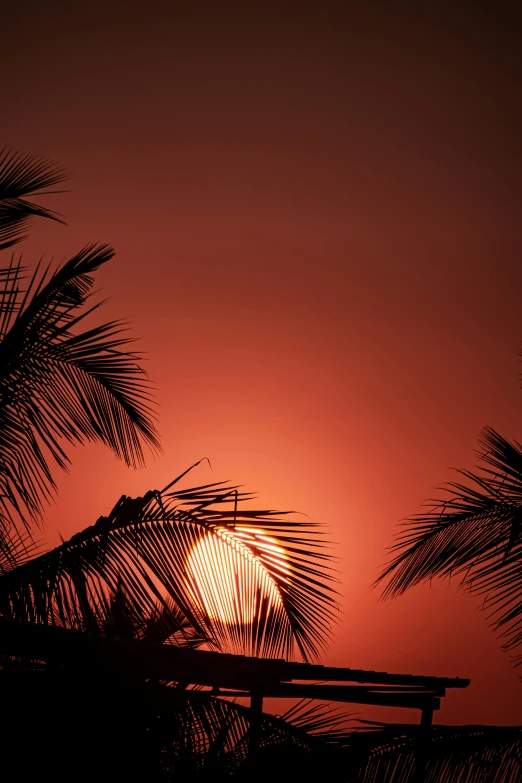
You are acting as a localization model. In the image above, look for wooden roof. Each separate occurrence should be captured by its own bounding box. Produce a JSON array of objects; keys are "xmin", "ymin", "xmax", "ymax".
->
[{"xmin": 1, "ymin": 618, "xmax": 470, "ymax": 723}]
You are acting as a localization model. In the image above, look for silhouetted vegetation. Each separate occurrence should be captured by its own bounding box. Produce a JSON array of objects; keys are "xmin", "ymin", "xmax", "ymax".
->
[
  {"xmin": 1, "ymin": 149, "xmax": 521, "ymax": 781},
  {"xmin": 377, "ymin": 424, "xmax": 522, "ymax": 670}
]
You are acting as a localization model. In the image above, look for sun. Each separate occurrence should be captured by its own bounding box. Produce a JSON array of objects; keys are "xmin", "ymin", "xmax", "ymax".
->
[{"xmin": 186, "ymin": 527, "xmax": 289, "ymax": 624}]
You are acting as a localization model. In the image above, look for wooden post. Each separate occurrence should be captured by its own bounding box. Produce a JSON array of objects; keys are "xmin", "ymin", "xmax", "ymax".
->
[
  {"xmin": 421, "ymin": 706, "xmax": 433, "ymax": 727},
  {"xmin": 249, "ymin": 691, "xmax": 264, "ymax": 761},
  {"xmin": 414, "ymin": 704, "xmax": 434, "ymax": 783}
]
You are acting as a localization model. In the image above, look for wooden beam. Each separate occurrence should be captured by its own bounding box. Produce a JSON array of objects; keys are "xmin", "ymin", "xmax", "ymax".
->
[
  {"xmin": 249, "ymin": 692, "xmax": 264, "ymax": 761},
  {"xmin": 281, "ymin": 662, "xmax": 469, "ymax": 690},
  {"xmin": 0, "ymin": 619, "xmax": 469, "ymax": 705},
  {"xmin": 218, "ymin": 683, "xmax": 441, "ymax": 711}
]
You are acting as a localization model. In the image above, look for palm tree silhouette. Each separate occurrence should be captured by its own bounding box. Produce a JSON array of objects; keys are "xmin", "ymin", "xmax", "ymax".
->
[
  {"xmin": 0, "ymin": 149, "xmax": 161, "ymax": 568},
  {"xmin": 0, "ymin": 475, "xmax": 342, "ymax": 779},
  {"xmin": 0, "ymin": 147, "xmax": 67, "ymax": 251},
  {"xmin": 376, "ymin": 426, "xmax": 522, "ymax": 669},
  {"xmin": 366, "ymin": 368, "xmax": 522, "ymax": 781},
  {"xmin": 0, "ymin": 149, "xmax": 344, "ymax": 779},
  {"xmin": 2, "ymin": 148, "xmax": 521, "ymax": 782},
  {"xmin": 0, "ymin": 467, "xmax": 337, "ymax": 660}
]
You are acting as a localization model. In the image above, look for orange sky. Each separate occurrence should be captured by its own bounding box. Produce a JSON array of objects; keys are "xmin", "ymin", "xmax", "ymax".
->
[{"xmin": 4, "ymin": 2, "xmax": 522, "ymax": 724}]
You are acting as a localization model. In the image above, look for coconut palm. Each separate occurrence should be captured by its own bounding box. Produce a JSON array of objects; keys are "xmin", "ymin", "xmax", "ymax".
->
[
  {"xmin": 0, "ymin": 149, "xmax": 340, "ymax": 653},
  {"xmin": 0, "ymin": 149, "xmax": 161, "ymax": 566},
  {"xmin": 5, "ymin": 147, "xmax": 519, "ymax": 781},
  {"xmin": 0, "ymin": 244, "xmax": 160, "ymax": 538},
  {"xmin": 337, "ymin": 722, "xmax": 522, "ymax": 783},
  {"xmin": 0, "ymin": 146, "xmax": 67, "ymax": 250},
  {"xmin": 0, "ymin": 148, "xmax": 343, "ymax": 779},
  {"xmin": 0, "ymin": 464, "xmax": 337, "ymax": 660},
  {"xmin": 0, "ymin": 466, "xmax": 340, "ymax": 779},
  {"xmin": 376, "ymin": 426, "xmax": 522, "ymax": 668}
]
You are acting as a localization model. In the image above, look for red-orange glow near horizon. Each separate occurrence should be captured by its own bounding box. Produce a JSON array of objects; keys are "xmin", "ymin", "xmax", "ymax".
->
[{"xmin": 186, "ymin": 528, "xmax": 289, "ymax": 624}]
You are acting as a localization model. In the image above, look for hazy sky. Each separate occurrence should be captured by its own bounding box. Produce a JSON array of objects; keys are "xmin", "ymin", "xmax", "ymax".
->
[{"xmin": 4, "ymin": 1, "xmax": 522, "ymax": 723}]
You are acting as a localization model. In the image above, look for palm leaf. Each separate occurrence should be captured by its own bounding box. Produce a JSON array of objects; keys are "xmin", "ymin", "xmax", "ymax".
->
[
  {"xmin": 85, "ymin": 581, "xmax": 208, "ymax": 647},
  {"xmin": 0, "ymin": 148, "xmax": 67, "ymax": 250},
  {"xmin": 375, "ymin": 427, "xmax": 522, "ymax": 664},
  {"xmin": 0, "ymin": 619, "xmax": 344, "ymax": 777},
  {"xmin": 280, "ymin": 698, "xmax": 355, "ymax": 746},
  {"xmin": 141, "ymin": 596, "xmax": 208, "ymax": 648},
  {"xmin": 0, "ymin": 244, "xmax": 160, "ymax": 535},
  {"xmin": 1, "ymin": 666, "xmax": 345, "ymax": 780},
  {"xmin": 4, "ymin": 665, "xmax": 521, "ymax": 781},
  {"xmin": 0, "ymin": 523, "xmax": 41, "ymax": 576},
  {"xmin": 0, "ymin": 464, "xmax": 338, "ymax": 660},
  {"xmin": 343, "ymin": 722, "xmax": 522, "ymax": 783}
]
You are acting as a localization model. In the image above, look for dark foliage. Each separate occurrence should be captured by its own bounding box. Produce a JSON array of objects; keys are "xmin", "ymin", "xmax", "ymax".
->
[
  {"xmin": 0, "ymin": 244, "xmax": 160, "ymax": 545},
  {"xmin": 0, "ymin": 147, "xmax": 67, "ymax": 250},
  {"xmin": 376, "ymin": 427, "xmax": 522, "ymax": 665},
  {"xmin": 0, "ymin": 465, "xmax": 338, "ymax": 660},
  {"xmin": 2, "ymin": 146, "xmax": 520, "ymax": 782}
]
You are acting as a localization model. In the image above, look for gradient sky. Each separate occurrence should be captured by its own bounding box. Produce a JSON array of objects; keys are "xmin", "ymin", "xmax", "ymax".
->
[{"xmin": 4, "ymin": 2, "xmax": 522, "ymax": 724}]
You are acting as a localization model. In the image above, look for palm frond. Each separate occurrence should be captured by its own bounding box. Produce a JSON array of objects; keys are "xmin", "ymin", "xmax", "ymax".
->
[
  {"xmin": 141, "ymin": 597, "xmax": 208, "ymax": 648},
  {"xmin": 343, "ymin": 722, "xmax": 522, "ymax": 783},
  {"xmin": 0, "ymin": 244, "xmax": 160, "ymax": 535},
  {"xmin": 85, "ymin": 582, "xmax": 207, "ymax": 647},
  {"xmin": 280, "ymin": 698, "xmax": 355, "ymax": 745},
  {"xmin": 375, "ymin": 427, "xmax": 522, "ymax": 663},
  {"xmin": 118, "ymin": 687, "xmax": 348, "ymax": 777},
  {"xmin": 1, "ymin": 667, "xmax": 343, "ymax": 780},
  {"xmin": 0, "ymin": 465, "xmax": 338, "ymax": 660},
  {"xmin": 4, "ymin": 662, "xmax": 521, "ymax": 782},
  {"xmin": 0, "ymin": 148, "xmax": 67, "ymax": 250},
  {"xmin": 0, "ymin": 523, "xmax": 42, "ymax": 576}
]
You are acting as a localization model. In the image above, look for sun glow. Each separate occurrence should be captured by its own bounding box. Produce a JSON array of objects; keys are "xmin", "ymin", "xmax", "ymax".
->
[{"xmin": 186, "ymin": 527, "xmax": 289, "ymax": 624}]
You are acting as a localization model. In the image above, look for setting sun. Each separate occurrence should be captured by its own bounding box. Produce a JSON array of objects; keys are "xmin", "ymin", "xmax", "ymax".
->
[{"xmin": 186, "ymin": 527, "xmax": 289, "ymax": 624}]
